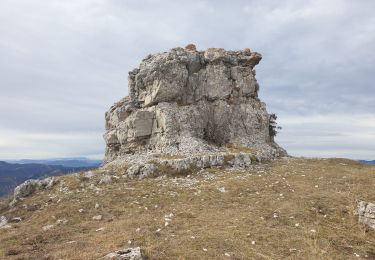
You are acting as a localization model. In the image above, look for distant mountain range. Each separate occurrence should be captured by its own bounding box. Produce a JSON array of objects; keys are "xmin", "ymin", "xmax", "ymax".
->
[
  {"xmin": 359, "ymin": 160, "xmax": 375, "ymax": 165},
  {"xmin": 0, "ymin": 158, "xmax": 101, "ymax": 197}
]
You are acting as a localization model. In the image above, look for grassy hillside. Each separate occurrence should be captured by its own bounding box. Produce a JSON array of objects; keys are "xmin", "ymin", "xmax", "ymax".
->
[{"xmin": 0, "ymin": 158, "xmax": 374, "ymax": 259}]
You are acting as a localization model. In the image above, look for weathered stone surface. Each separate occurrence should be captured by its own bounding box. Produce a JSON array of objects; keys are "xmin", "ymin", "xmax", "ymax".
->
[
  {"xmin": 127, "ymin": 163, "xmax": 156, "ymax": 179},
  {"xmin": 99, "ymin": 175, "xmax": 113, "ymax": 185},
  {"xmin": 0, "ymin": 216, "xmax": 9, "ymax": 229},
  {"xmin": 10, "ymin": 177, "xmax": 57, "ymax": 206},
  {"xmin": 358, "ymin": 201, "xmax": 375, "ymax": 229},
  {"xmin": 104, "ymin": 45, "xmax": 286, "ymax": 168},
  {"xmin": 102, "ymin": 247, "xmax": 143, "ymax": 260}
]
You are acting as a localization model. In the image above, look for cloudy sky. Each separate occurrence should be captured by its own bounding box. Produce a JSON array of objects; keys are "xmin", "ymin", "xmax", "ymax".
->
[{"xmin": 0, "ymin": 0, "xmax": 374, "ymax": 160}]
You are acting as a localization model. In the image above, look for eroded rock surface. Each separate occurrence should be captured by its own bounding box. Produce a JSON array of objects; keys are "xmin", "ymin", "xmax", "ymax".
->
[
  {"xmin": 10, "ymin": 177, "xmax": 57, "ymax": 206},
  {"xmin": 104, "ymin": 45, "xmax": 286, "ymax": 173},
  {"xmin": 102, "ymin": 247, "xmax": 143, "ymax": 260},
  {"xmin": 358, "ymin": 201, "xmax": 375, "ymax": 229}
]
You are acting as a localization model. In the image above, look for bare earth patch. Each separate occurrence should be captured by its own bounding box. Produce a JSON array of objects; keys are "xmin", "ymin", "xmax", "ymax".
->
[{"xmin": 0, "ymin": 158, "xmax": 374, "ymax": 259}]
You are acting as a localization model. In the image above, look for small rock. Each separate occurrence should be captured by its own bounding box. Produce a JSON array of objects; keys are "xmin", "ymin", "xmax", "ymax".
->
[
  {"xmin": 357, "ymin": 200, "xmax": 375, "ymax": 229},
  {"xmin": 78, "ymin": 209, "xmax": 85, "ymax": 213},
  {"xmin": 203, "ymin": 248, "xmax": 208, "ymax": 252},
  {"xmin": 96, "ymin": 227, "xmax": 105, "ymax": 232},
  {"xmin": 0, "ymin": 216, "xmax": 11, "ymax": 229},
  {"xmin": 218, "ymin": 187, "xmax": 226, "ymax": 193},
  {"xmin": 93, "ymin": 215, "xmax": 103, "ymax": 221},
  {"xmin": 10, "ymin": 217, "xmax": 22, "ymax": 223},
  {"xmin": 42, "ymin": 225, "xmax": 54, "ymax": 231},
  {"xmin": 102, "ymin": 247, "xmax": 143, "ymax": 260},
  {"xmin": 0, "ymin": 216, "xmax": 8, "ymax": 227},
  {"xmin": 95, "ymin": 203, "xmax": 100, "ymax": 209},
  {"xmin": 56, "ymin": 218, "xmax": 68, "ymax": 225},
  {"xmin": 99, "ymin": 175, "xmax": 112, "ymax": 185},
  {"xmin": 83, "ymin": 171, "xmax": 94, "ymax": 179}
]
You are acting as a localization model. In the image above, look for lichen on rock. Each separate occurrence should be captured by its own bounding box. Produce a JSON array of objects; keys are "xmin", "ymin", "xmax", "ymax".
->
[{"xmin": 103, "ymin": 44, "xmax": 286, "ymax": 175}]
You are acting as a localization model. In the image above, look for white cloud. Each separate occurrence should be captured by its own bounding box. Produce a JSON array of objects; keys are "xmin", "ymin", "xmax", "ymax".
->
[{"xmin": 276, "ymin": 114, "xmax": 375, "ymax": 159}]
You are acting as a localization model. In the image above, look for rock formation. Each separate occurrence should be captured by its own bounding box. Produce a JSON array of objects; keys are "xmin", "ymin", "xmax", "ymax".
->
[
  {"xmin": 104, "ymin": 44, "xmax": 286, "ymax": 173},
  {"xmin": 102, "ymin": 247, "xmax": 143, "ymax": 260},
  {"xmin": 358, "ymin": 201, "xmax": 375, "ymax": 229}
]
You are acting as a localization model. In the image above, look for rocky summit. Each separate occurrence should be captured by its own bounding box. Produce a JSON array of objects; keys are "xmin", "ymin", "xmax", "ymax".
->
[{"xmin": 104, "ymin": 45, "xmax": 286, "ymax": 175}]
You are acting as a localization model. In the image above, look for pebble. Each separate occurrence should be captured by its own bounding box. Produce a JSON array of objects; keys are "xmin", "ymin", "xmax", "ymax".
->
[{"xmin": 92, "ymin": 215, "xmax": 103, "ymax": 221}]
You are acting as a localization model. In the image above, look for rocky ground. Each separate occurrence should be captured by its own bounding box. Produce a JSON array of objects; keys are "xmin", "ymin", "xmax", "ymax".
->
[{"xmin": 0, "ymin": 157, "xmax": 374, "ymax": 259}]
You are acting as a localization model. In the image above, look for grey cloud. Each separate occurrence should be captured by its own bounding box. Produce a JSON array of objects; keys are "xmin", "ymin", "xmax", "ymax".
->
[{"xmin": 0, "ymin": 0, "xmax": 374, "ymax": 159}]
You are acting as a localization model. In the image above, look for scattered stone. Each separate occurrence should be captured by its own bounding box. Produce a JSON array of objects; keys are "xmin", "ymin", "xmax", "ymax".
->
[
  {"xmin": 93, "ymin": 215, "xmax": 103, "ymax": 221},
  {"xmin": 83, "ymin": 171, "xmax": 95, "ymax": 179},
  {"xmin": 56, "ymin": 218, "xmax": 68, "ymax": 225},
  {"xmin": 96, "ymin": 227, "xmax": 105, "ymax": 232},
  {"xmin": 127, "ymin": 163, "xmax": 156, "ymax": 179},
  {"xmin": 95, "ymin": 203, "xmax": 100, "ymax": 209},
  {"xmin": 218, "ymin": 187, "xmax": 226, "ymax": 193},
  {"xmin": 79, "ymin": 209, "xmax": 85, "ymax": 213},
  {"xmin": 99, "ymin": 175, "xmax": 113, "ymax": 185},
  {"xmin": 42, "ymin": 225, "xmax": 54, "ymax": 231},
  {"xmin": 10, "ymin": 217, "xmax": 22, "ymax": 223},
  {"xmin": 357, "ymin": 201, "xmax": 375, "ymax": 229},
  {"xmin": 102, "ymin": 247, "xmax": 143, "ymax": 260},
  {"xmin": 0, "ymin": 216, "xmax": 9, "ymax": 229}
]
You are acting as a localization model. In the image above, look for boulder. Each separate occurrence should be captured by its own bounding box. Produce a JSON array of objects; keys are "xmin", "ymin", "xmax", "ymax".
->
[
  {"xmin": 358, "ymin": 201, "xmax": 375, "ymax": 229},
  {"xmin": 10, "ymin": 177, "xmax": 56, "ymax": 206},
  {"xmin": 0, "ymin": 216, "xmax": 9, "ymax": 229}
]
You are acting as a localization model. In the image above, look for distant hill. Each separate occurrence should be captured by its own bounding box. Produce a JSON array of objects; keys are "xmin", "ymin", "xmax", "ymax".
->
[
  {"xmin": 0, "ymin": 160, "xmax": 99, "ymax": 197},
  {"xmin": 359, "ymin": 160, "xmax": 375, "ymax": 165},
  {"xmin": 6, "ymin": 158, "xmax": 102, "ymax": 168}
]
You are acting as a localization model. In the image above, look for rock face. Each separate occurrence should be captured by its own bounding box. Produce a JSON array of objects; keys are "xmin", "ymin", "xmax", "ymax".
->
[
  {"xmin": 10, "ymin": 177, "xmax": 56, "ymax": 206},
  {"xmin": 104, "ymin": 45, "xmax": 285, "ymax": 165},
  {"xmin": 358, "ymin": 201, "xmax": 375, "ymax": 229}
]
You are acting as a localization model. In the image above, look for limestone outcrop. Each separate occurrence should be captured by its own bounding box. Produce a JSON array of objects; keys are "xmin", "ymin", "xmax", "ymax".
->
[
  {"xmin": 358, "ymin": 201, "xmax": 375, "ymax": 229},
  {"xmin": 104, "ymin": 45, "xmax": 286, "ymax": 171},
  {"xmin": 102, "ymin": 247, "xmax": 143, "ymax": 260}
]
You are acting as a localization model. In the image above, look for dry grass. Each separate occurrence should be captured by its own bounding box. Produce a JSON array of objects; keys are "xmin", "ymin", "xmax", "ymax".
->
[
  {"xmin": 227, "ymin": 143, "xmax": 256, "ymax": 156},
  {"xmin": 0, "ymin": 158, "xmax": 374, "ymax": 259}
]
